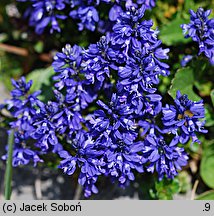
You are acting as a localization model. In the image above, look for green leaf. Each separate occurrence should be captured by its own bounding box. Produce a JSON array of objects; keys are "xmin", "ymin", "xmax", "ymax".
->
[
  {"xmin": 200, "ymin": 144, "xmax": 214, "ymax": 189},
  {"xmin": 155, "ymin": 178, "xmax": 180, "ymax": 200},
  {"xmin": 205, "ymin": 105, "xmax": 214, "ymax": 127},
  {"xmin": 196, "ymin": 190, "xmax": 214, "ymax": 200},
  {"xmin": 159, "ymin": 14, "xmax": 191, "ymax": 46},
  {"xmin": 26, "ymin": 66, "xmax": 54, "ymax": 92},
  {"xmin": 26, "ymin": 66, "xmax": 55, "ymax": 101},
  {"xmin": 190, "ymin": 58, "xmax": 208, "ymax": 80},
  {"xmin": 168, "ymin": 67, "xmax": 201, "ymax": 101},
  {"xmin": 184, "ymin": 0, "xmax": 195, "ymax": 11},
  {"xmin": 211, "ymin": 89, "xmax": 214, "ymax": 107},
  {"xmin": 202, "ymin": 139, "xmax": 214, "ymax": 149}
]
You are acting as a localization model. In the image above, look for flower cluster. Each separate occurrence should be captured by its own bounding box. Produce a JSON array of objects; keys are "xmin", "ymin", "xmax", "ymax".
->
[
  {"xmin": 2, "ymin": 6, "xmax": 207, "ymax": 197},
  {"xmin": 181, "ymin": 8, "xmax": 214, "ymax": 65},
  {"xmin": 162, "ymin": 91, "xmax": 207, "ymax": 144},
  {"xmin": 18, "ymin": 0, "xmax": 69, "ymax": 34},
  {"xmin": 2, "ymin": 77, "xmax": 43, "ymax": 166},
  {"xmin": 18, "ymin": 0, "xmax": 157, "ymax": 34}
]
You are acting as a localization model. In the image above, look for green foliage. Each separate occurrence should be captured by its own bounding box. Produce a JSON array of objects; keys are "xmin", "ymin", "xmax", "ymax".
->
[
  {"xmin": 196, "ymin": 190, "xmax": 214, "ymax": 200},
  {"xmin": 200, "ymin": 141, "xmax": 214, "ymax": 189},
  {"xmin": 159, "ymin": 14, "xmax": 191, "ymax": 46},
  {"xmin": 168, "ymin": 67, "xmax": 201, "ymax": 101},
  {"xmin": 154, "ymin": 178, "xmax": 181, "ymax": 200},
  {"xmin": 200, "ymin": 155, "xmax": 214, "ymax": 189},
  {"xmin": 26, "ymin": 66, "xmax": 54, "ymax": 92},
  {"xmin": 205, "ymin": 105, "xmax": 214, "ymax": 127}
]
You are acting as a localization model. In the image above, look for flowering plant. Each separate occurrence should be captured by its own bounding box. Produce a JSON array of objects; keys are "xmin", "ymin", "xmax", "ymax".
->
[{"xmin": 0, "ymin": 0, "xmax": 213, "ymax": 200}]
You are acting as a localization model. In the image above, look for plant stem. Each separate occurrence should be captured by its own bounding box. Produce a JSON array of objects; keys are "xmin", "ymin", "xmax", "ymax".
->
[{"xmin": 4, "ymin": 129, "xmax": 14, "ymax": 200}]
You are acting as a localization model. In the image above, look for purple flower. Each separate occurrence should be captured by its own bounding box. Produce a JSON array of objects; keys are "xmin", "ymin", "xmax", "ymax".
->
[
  {"xmin": 5, "ymin": 77, "xmax": 43, "ymax": 118},
  {"xmin": 181, "ymin": 7, "xmax": 214, "ymax": 65},
  {"xmin": 3, "ymin": 77, "xmax": 45, "ymax": 165},
  {"xmin": 53, "ymin": 106, "xmax": 84, "ymax": 135},
  {"xmin": 2, "ymin": 131, "xmax": 43, "ymax": 167},
  {"xmin": 143, "ymin": 135, "xmax": 189, "ymax": 180},
  {"xmin": 181, "ymin": 55, "xmax": 193, "ymax": 67},
  {"xmin": 88, "ymin": 93, "xmax": 136, "ymax": 137},
  {"xmin": 104, "ymin": 137, "xmax": 145, "ymax": 185},
  {"xmin": 162, "ymin": 91, "xmax": 207, "ymax": 144},
  {"xmin": 3, "ymin": 2, "xmax": 208, "ymax": 198},
  {"xmin": 32, "ymin": 120, "xmax": 59, "ymax": 151},
  {"xmin": 116, "ymin": 84, "xmax": 162, "ymax": 116},
  {"xmin": 85, "ymin": 93, "xmax": 146, "ymax": 185},
  {"xmin": 109, "ymin": 4, "xmax": 123, "ymax": 21},
  {"xmin": 82, "ymin": 36, "xmax": 111, "ymax": 90},
  {"xmin": 70, "ymin": 6, "xmax": 99, "ymax": 31},
  {"xmin": 137, "ymin": 0, "xmax": 156, "ymax": 10},
  {"xmin": 59, "ymin": 131, "xmax": 105, "ymax": 197},
  {"xmin": 18, "ymin": 0, "xmax": 157, "ymax": 34},
  {"xmin": 19, "ymin": 0, "xmax": 68, "ymax": 34},
  {"xmin": 52, "ymin": 44, "xmax": 95, "ymax": 109},
  {"xmin": 10, "ymin": 77, "xmax": 32, "ymax": 97},
  {"xmin": 111, "ymin": 7, "xmax": 170, "ymax": 94},
  {"xmin": 52, "ymin": 44, "xmax": 83, "ymax": 76}
]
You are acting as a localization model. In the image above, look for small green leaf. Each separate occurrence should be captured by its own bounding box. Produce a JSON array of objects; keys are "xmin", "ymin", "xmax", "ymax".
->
[
  {"xmin": 168, "ymin": 67, "xmax": 201, "ymax": 101},
  {"xmin": 200, "ymin": 144, "xmax": 214, "ymax": 189},
  {"xmin": 196, "ymin": 190, "xmax": 214, "ymax": 200},
  {"xmin": 159, "ymin": 14, "xmax": 191, "ymax": 46},
  {"xmin": 155, "ymin": 178, "xmax": 180, "ymax": 200}
]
